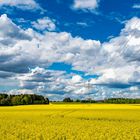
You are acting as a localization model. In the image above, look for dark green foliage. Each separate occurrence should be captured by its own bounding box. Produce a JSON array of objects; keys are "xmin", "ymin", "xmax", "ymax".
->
[
  {"xmin": 0, "ymin": 93, "xmax": 49, "ymax": 106},
  {"xmin": 0, "ymin": 98, "xmax": 11, "ymax": 106},
  {"xmin": 103, "ymin": 98, "xmax": 140, "ymax": 104},
  {"xmin": 62, "ymin": 98, "xmax": 140, "ymax": 104},
  {"xmin": 63, "ymin": 97, "xmax": 73, "ymax": 102},
  {"xmin": 62, "ymin": 98, "xmax": 96, "ymax": 103},
  {"xmin": 75, "ymin": 99, "xmax": 80, "ymax": 102},
  {"xmin": 81, "ymin": 99, "xmax": 96, "ymax": 103},
  {"xmin": 0, "ymin": 94, "xmax": 8, "ymax": 100}
]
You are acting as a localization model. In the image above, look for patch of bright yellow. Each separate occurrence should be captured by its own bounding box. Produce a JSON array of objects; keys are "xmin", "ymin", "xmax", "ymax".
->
[{"xmin": 0, "ymin": 104, "xmax": 140, "ymax": 140}]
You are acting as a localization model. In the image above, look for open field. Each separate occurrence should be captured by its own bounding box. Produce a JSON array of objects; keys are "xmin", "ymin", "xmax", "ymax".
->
[{"xmin": 0, "ymin": 104, "xmax": 140, "ymax": 140}]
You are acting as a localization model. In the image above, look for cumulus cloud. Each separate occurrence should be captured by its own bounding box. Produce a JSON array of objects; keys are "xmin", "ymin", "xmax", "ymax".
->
[
  {"xmin": 0, "ymin": 14, "xmax": 52, "ymax": 73},
  {"xmin": 0, "ymin": 14, "xmax": 31, "ymax": 41},
  {"xmin": 92, "ymin": 17, "xmax": 140, "ymax": 88},
  {"xmin": 72, "ymin": 0, "xmax": 99, "ymax": 11},
  {"xmin": 0, "ymin": 0, "xmax": 42, "ymax": 11},
  {"xmin": 0, "ymin": 14, "xmax": 140, "ymax": 99},
  {"xmin": 32, "ymin": 17, "xmax": 56, "ymax": 31},
  {"xmin": 71, "ymin": 75, "xmax": 82, "ymax": 83},
  {"xmin": 0, "ymin": 14, "xmax": 102, "ymax": 75},
  {"xmin": 16, "ymin": 67, "xmax": 89, "ymax": 97}
]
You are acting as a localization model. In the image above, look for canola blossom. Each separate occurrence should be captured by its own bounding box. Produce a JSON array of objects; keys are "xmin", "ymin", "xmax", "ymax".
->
[{"xmin": 0, "ymin": 104, "xmax": 140, "ymax": 140}]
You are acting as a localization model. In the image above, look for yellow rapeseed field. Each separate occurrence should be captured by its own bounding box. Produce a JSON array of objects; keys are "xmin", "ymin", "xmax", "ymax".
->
[{"xmin": 0, "ymin": 104, "xmax": 140, "ymax": 140}]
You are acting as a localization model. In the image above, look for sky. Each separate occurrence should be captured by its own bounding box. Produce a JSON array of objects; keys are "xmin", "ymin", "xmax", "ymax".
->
[{"xmin": 0, "ymin": 0, "xmax": 140, "ymax": 100}]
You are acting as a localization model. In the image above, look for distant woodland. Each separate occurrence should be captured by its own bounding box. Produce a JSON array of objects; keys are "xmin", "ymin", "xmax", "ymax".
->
[
  {"xmin": 0, "ymin": 94, "xmax": 140, "ymax": 106},
  {"xmin": 62, "ymin": 97, "xmax": 140, "ymax": 104},
  {"xmin": 0, "ymin": 94, "xmax": 49, "ymax": 106}
]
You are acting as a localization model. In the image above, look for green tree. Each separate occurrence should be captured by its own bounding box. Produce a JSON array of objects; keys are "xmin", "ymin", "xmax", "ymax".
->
[{"xmin": 63, "ymin": 97, "xmax": 73, "ymax": 102}]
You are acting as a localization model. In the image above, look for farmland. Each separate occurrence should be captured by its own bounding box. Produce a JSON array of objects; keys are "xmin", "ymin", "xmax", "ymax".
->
[{"xmin": 0, "ymin": 104, "xmax": 140, "ymax": 140}]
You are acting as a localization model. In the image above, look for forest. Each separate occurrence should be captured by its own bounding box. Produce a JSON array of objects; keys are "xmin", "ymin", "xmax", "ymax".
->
[
  {"xmin": 0, "ymin": 94, "xmax": 140, "ymax": 106},
  {"xmin": 62, "ymin": 97, "xmax": 140, "ymax": 104},
  {"xmin": 0, "ymin": 94, "xmax": 49, "ymax": 106}
]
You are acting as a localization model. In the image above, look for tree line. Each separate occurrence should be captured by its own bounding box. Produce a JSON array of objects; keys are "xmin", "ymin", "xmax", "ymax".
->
[
  {"xmin": 104, "ymin": 98, "xmax": 140, "ymax": 104},
  {"xmin": 0, "ymin": 94, "xmax": 49, "ymax": 106},
  {"xmin": 62, "ymin": 97, "xmax": 140, "ymax": 104},
  {"xmin": 63, "ymin": 97, "xmax": 96, "ymax": 103},
  {"xmin": 1, "ymin": 95, "xmax": 140, "ymax": 106}
]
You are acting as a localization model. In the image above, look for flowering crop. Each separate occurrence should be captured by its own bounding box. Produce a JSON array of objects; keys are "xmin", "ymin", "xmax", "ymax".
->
[{"xmin": 0, "ymin": 104, "xmax": 140, "ymax": 140}]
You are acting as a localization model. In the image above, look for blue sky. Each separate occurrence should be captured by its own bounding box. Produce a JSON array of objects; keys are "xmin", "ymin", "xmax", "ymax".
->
[{"xmin": 0, "ymin": 0, "xmax": 140, "ymax": 100}]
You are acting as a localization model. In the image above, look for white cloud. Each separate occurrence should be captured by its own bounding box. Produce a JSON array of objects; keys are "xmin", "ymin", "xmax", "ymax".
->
[
  {"xmin": 122, "ymin": 17, "xmax": 140, "ymax": 31},
  {"xmin": 32, "ymin": 17, "xmax": 56, "ymax": 31},
  {"xmin": 8, "ymin": 89, "xmax": 34, "ymax": 95},
  {"xmin": 71, "ymin": 75, "xmax": 82, "ymax": 83},
  {"xmin": 77, "ymin": 22, "xmax": 88, "ymax": 27},
  {"xmin": 72, "ymin": 0, "xmax": 99, "ymax": 11},
  {"xmin": 16, "ymin": 67, "xmax": 88, "ymax": 96},
  {"xmin": 0, "ymin": 0, "xmax": 43, "ymax": 11},
  {"xmin": 129, "ymin": 86, "xmax": 139, "ymax": 91},
  {"xmin": 0, "ymin": 14, "xmax": 31, "ymax": 41},
  {"xmin": 0, "ymin": 14, "xmax": 140, "ymax": 99},
  {"xmin": 133, "ymin": 4, "xmax": 140, "ymax": 9},
  {"xmin": 91, "ymin": 17, "xmax": 140, "ymax": 88}
]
